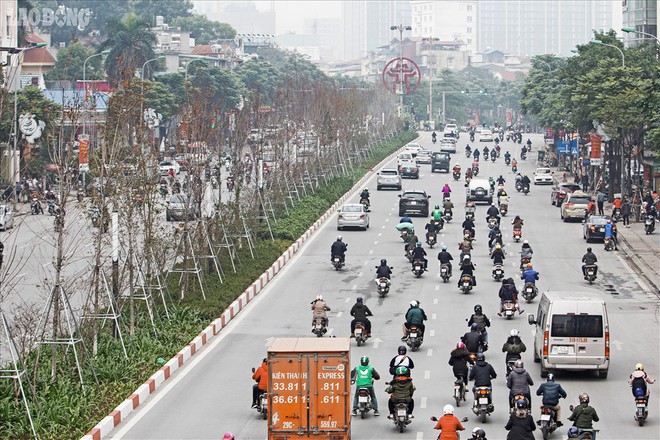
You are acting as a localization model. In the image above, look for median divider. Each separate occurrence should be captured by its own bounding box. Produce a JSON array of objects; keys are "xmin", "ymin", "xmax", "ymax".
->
[{"xmin": 82, "ymin": 135, "xmax": 417, "ymax": 440}]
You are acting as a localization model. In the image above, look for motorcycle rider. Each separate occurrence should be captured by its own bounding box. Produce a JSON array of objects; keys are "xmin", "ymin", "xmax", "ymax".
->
[
  {"xmin": 432, "ymin": 131, "xmax": 437, "ymax": 142},
  {"xmin": 504, "ymin": 151, "xmax": 511, "ymax": 163},
  {"xmin": 521, "ymin": 264, "xmax": 539, "ymax": 294},
  {"xmin": 604, "ymin": 219, "xmax": 618, "ymax": 250},
  {"xmin": 351, "ymin": 355, "xmax": 380, "ymax": 416},
  {"xmin": 375, "ymin": 258, "xmax": 393, "ymax": 285},
  {"xmin": 452, "ymin": 163, "xmax": 461, "ymax": 175},
  {"xmin": 490, "ymin": 149, "xmax": 497, "ymax": 161},
  {"xmin": 504, "ymin": 399, "xmax": 536, "ymax": 440},
  {"xmin": 330, "ymin": 236, "xmax": 347, "ymax": 263},
  {"xmin": 567, "ymin": 393, "xmax": 599, "ymax": 435},
  {"xmin": 506, "ymin": 359, "xmax": 534, "ymax": 409},
  {"xmin": 498, "ymin": 191, "xmax": 509, "ymax": 208},
  {"xmin": 350, "ymin": 297, "xmax": 373, "ymax": 337},
  {"xmin": 442, "ymin": 183, "xmax": 452, "ymax": 199},
  {"xmin": 458, "ymin": 237, "xmax": 473, "ymax": 262},
  {"xmin": 360, "ymin": 188, "xmax": 370, "ymax": 205},
  {"xmin": 499, "ymin": 278, "xmax": 523, "ymax": 315},
  {"xmin": 462, "ymin": 323, "xmax": 487, "ymax": 354},
  {"xmin": 473, "ymin": 148, "xmax": 480, "ymax": 160},
  {"xmin": 486, "ymin": 203, "xmax": 500, "ymax": 225},
  {"xmin": 471, "ymin": 427, "xmax": 487, "ymax": 440},
  {"xmin": 536, "ymin": 374, "xmax": 567, "ymax": 425},
  {"xmin": 462, "ymin": 217, "xmax": 476, "ymax": 240},
  {"xmin": 502, "ymin": 329, "xmax": 527, "ymax": 372},
  {"xmin": 520, "ymin": 240, "xmax": 533, "ymax": 268},
  {"xmin": 433, "ymin": 404, "xmax": 465, "ymax": 439},
  {"xmin": 425, "ymin": 219, "xmax": 441, "ymax": 243},
  {"xmin": 466, "ymin": 144, "xmax": 472, "ymax": 156},
  {"xmin": 520, "ymin": 175, "xmax": 531, "ymax": 191},
  {"xmin": 458, "ymin": 255, "xmax": 477, "ymax": 287},
  {"xmin": 449, "ymin": 341, "xmax": 470, "ymax": 385},
  {"xmin": 390, "ymin": 345, "xmax": 415, "ymax": 376},
  {"xmin": 411, "ymin": 242, "xmax": 428, "ymax": 272},
  {"xmin": 511, "ymin": 215, "xmax": 524, "ymax": 232},
  {"xmin": 469, "ymin": 353, "xmax": 497, "ymax": 394},
  {"xmin": 468, "ymin": 305, "xmax": 491, "ymax": 343},
  {"xmin": 251, "ymin": 358, "xmax": 268, "ymax": 408},
  {"xmin": 431, "ymin": 204, "xmax": 443, "ymax": 221},
  {"xmin": 521, "ymin": 145, "xmax": 528, "ymax": 159},
  {"xmin": 496, "ymin": 175, "xmax": 506, "ymax": 186},
  {"xmin": 437, "ymin": 246, "xmax": 454, "ymax": 277},
  {"xmin": 491, "ymin": 243, "xmax": 506, "ymax": 266},
  {"xmin": 402, "ymin": 300, "xmax": 427, "ymax": 340},
  {"xmin": 386, "ymin": 366, "xmax": 415, "ymax": 419},
  {"xmin": 483, "ymin": 146, "xmax": 489, "ymax": 157},
  {"xmin": 488, "ymin": 226, "xmax": 504, "ymax": 249},
  {"xmin": 629, "ymin": 363, "xmax": 655, "ymax": 399},
  {"xmin": 581, "ymin": 247, "xmax": 598, "ymax": 278},
  {"xmin": 443, "ymin": 198, "xmax": 455, "ymax": 217},
  {"xmin": 311, "ymin": 295, "xmax": 331, "ymax": 329},
  {"xmin": 405, "ymin": 230, "xmax": 420, "ymax": 255}
]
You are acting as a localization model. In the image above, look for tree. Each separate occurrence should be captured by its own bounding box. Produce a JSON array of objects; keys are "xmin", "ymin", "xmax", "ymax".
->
[
  {"xmin": 45, "ymin": 41, "xmax": 99, "ymax": 82},
  {"xmin": 99, "ymin": 12, "xmax": 157, "ymax": 86},
  {"xmin": 235, "ymin": 60, "xmax": 281, "ymax": 106},
  {"xmin": 171, "ymin": 14, "xmax": 236, "ymax": 44}
]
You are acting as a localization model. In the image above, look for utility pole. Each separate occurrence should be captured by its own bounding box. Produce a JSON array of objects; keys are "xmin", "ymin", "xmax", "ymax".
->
[{"xmin": 390, "ymin": 24, "xmax": 412, "ymax": 116}]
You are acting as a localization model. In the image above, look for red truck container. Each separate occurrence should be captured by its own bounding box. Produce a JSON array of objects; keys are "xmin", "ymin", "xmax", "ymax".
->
[{"xmin": 267, "ymin": 338, "xmax": 351, "ymax": 440}]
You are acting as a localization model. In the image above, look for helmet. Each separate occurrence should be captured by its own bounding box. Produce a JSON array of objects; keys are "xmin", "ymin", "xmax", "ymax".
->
[
  {"xmin": 510, "ymin": 329, "xmax": 519, "ymax": 337},
  {"xmin": 222, "ymin": 433, "xmax": 235, "ymax": 440},
  {"xmin": 456, "ymin": 341, "xmax": 466, "ymax": 349},
  {"xmin": 526, "ymin": 263, "xmax": 533, "ymax": 268},
  {"xmin": 474, "ymin": 304, "xmax": 482, "ymax": 314},
  {"xmin": 360, "ymin": 356, "xmax": 369, "ymax": 366},
  {"xmin": 398, "ymin": 345, "xmax": 407, "ymax": 355},
  {"xmin": 636, "ymin": 363, "xmax": 645, "ymax": 371},
  {"xmin": 442, "ymin": 245, "xmax": 447, "ymax": 251},
  {"xmin": 364, "ymin": 188, "xmax": 368, "ymax": 192},
  {"xmin": 501, "ymin": 191, "xmax": 507, "ymax": 196},
  {"xmin": 416, "ymin": 241, "xmax": 422, "ymax": 247},
  {"xmin": 435, "ymin": 204, "xmax": 440, "ymax": 209},
  {"xmin": 579, "ymin": 392, "xmax": 589, "ymax": 403},
  {"xmin": 455, "ymin": 162, "xmax": 460, "ymax": 167},
  {"xmin": 516, "ymin": 399, "xmax": 528, "ymax": 409},
  {"xmin": 523, "ymin": 239, "xmax": 529, "ymax": 244},
  {"xmin": 496, "ymin": 244, "xmax": 502, "ymax": 249},
  {"xmin": 472, "ymin": 427, "xmax": 486, "ymax": 439},
  {"xmin": 380, "ymin": 258, "xmax": 387, "ymax": 265},
  {"xmin": 587, "ymin": 247, "xmax": 592, "ymax": 252},
  {"xmin": 547, "ymin": 373, "xmax": 555, "ymax": 382},
  {"xmin": 607, "ymin": 219, "xmax": 612, "ymax": 224},
  {"xmin": 443, "ymin": 404, "xmax": 454, "ymax": 415},
  {"xmin": 476, "ymin": 352, "xmax": 485, "ymax": 361},
  {"xmin": 316, "ymin": 295, "xmax": 323, "ymax": 301},
  {"xmin": 337, "ymin": 235, "xmax": 343, "ymax": 241},
  {"xmin": 471, "ymin": 323, "xmax": 479, "ymax": 331},
  {"xmin": 409, "ymin": 300, "xmax": 418, "ymax": 307},
  {"xmin": 514, "ymin": 359, "xmax": 524, "ymax": 368},
  {"xmin": 395, "ymin": 366, "xmax": 409, "ymax": 376},
  {"xmin": 356, "ymin": 297, "xmax": 363, "ymax": 302},
  {"xmin": 568, "ymin": 426, "xmax": 580, "ymax": 437}
]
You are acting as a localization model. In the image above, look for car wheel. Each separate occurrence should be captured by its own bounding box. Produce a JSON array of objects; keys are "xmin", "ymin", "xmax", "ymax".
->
[{"xmin": 377, "ymin": 186, "xmax": 381, "ymax": 190}]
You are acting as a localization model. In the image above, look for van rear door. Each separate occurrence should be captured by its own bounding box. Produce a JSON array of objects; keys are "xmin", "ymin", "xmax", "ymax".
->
[
  {"xmin": 548, "ymin": 312, "xmax": 605, "ymax": 365},
  {"xmin": 575, "ymin": 303, "xmax": 607, "ymax": 366}
]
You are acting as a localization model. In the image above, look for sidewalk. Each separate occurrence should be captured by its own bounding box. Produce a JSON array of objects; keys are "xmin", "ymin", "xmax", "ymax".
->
[{"xmin": 617, "ymin": 220, "xmax": 660, "ymax": 296}]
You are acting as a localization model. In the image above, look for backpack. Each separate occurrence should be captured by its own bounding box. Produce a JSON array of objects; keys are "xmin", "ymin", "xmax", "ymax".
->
[
  {"xmin": 507, "ymin": 341, "xmax": 523, "ymax": 355},
  {"xmin": 632, "ymin": 376, "xmax": 647, "ymax": 397}
]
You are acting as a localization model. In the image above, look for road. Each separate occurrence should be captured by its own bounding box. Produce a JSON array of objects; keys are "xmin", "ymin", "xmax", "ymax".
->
[{"xmin": 107, "ymin": 131, "xmax": 659, "ymax": 440}]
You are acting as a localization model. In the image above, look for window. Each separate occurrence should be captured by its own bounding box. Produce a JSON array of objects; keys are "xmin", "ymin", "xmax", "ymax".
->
[
  {"xmin": 467, "ymin": 4, "xmax": 473, "ymax": 11},
  {"xmin": 551, "ymin": 315, "xmax": 603, "ymax": 338},
  {"xmin": 467, "ymin": 16, "xmax": 472, "ymax": 22},
  {"xmin": 467, "ymin": 27, "xmax": 472, "ymax": 33}
]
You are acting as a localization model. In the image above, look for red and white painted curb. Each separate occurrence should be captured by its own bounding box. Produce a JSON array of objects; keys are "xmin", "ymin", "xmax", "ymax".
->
[{"xmin": 82, "ymin": 135, "xmax": 417, "ymax": 440}]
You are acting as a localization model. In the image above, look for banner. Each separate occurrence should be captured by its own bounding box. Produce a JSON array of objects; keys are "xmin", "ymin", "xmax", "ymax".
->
[
  {"xmin": 78, "ymin": 137, "xmax": 89, "ymax": 172},
  {"xmin": 590, "ymin": 134, "xmax": 602, "ymax": 166}
]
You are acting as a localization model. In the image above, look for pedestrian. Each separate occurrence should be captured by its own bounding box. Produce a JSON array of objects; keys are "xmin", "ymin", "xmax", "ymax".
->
[
  {"xmin": 621, "ymin": 197, "xmax": 631, "ymax": 227},
  {"xmin": 581, "ymin": 174, "xmax": 589, "ymax": 192},
  {"xmin": 596, "ymin": 191, "xmax": 606, "ymax": 216}
]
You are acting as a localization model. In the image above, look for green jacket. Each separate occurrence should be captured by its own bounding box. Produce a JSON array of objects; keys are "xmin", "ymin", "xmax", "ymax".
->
[
  {"xmin": 352, "ymin": 365, "xmax": 379, "ymax": 387},
  {"xmin": 432, "ymin": 209, "xmax": 443, "ymax": 220},
  {"xmin": 568, "ymin": 403, "xmax": 599, "ymax": 429},
  {"xmin": 386, "ymin": 377, "xmax": 415, "ymax": 402},
  {"xmin": 405, "ymin": 307, "xmax": 427, "ymax": 325}
]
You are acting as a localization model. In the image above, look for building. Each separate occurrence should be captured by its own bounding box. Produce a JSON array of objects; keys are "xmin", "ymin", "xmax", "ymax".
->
[
  {"xmin": 194, "ymin": 1, "xmax": 276, "ymax": 35},
  {"xmin": 343, "ymin": 0, "xmax": 411, "ymax": 61},
  {"xmin": 152, "ymin": 16, "xmax": 193, "ymax": 54},
  {"xmin": 274, "ymin": 33, "xmax": 321, "ymax": 61},
  {"xmin": 1, "ymin": 0, "xmax": 19, "ymax": 90},
  {"xmin": 20, "ymin": 34, "xmax": 56, "ymax": 90},
  {"xmin": 303, "ymin": 17, "xmax": 343, "ymax": 61},
  {"xmin": 411, "ymin": 0, "xmax": 477, "ymax": 55},
  {"xmin": 477, "ymin": 1, "xmax": 617, "ymax": 56},
  {"xmin": 622, "ymin": 0, "xmax": 659, "ymax": 46}
]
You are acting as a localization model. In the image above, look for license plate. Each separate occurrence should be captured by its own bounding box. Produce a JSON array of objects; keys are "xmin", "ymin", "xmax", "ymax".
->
[
  {"xmin": 355, "ymin": 329, "xmax": 362, "ymax": 335},
  {"xmin": 380, "ymin": 282, "xmax": 387, "ymax": 287},
  {"xmin": 637, "ymin": 403, "xmax": 646, "ymax": 408},
  {"xmin": 541, "ymin": 414, "xmax": 551, "ymax": 421},
  {"xmin": 359, "ymin": 396, "xmax": 368, "ymax": 403},
  {"xmin": 334, "ymin": 258, "xmax": 339, "ymax": 262},
  {"xmin": 414, "ymin": 266, "xmax": 421, "ymax": 270},
  {"xmin": 454, "ymin": 387, "xmax": 461, "ymax": 397},
  {"xmin": 505, "ymin": 310, "xmax": 513, "ymax": 316},
  {"xmin": 496, "ymin": 270, "xmax": 502, "ymax": 275},
  {"xmin": 409, "ymin": 333, "xmax": 417, "ymax": 338},
  {"xmin": 553, "ymin": 346, "xmax": 569, "ymax": 354},
  {"xmin": 599, "ymin": 227, "xmax": 604, "ymax": 232},
  {"xmin": 410, "ymin": 201, "xmax": 417, "ymax": 205},
  {"xmin": 397, "ymin": 409, "xmax": 407, "ymax": 417},
  {"xmin": 479, "ymin": 398, "xmax": 488, "ymax": 404}
]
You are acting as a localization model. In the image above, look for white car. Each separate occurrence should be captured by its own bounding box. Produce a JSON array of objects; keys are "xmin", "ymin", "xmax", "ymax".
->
[
  {"xmin": 159, "ymin": 160, "xmax": 180, "ymax": 176},
  {"xmin": 534, "ymin": 167, "xmax": 553, "ymax": 185},
  {"xmin": 479, "ymin": 130, "xmax": 494, "ymax": 142},
  {"xmin": 404, "ymin": 143, "xmax": 423, "ymax": 157},
  {"xmin": 397, "ymin": 152, "xmax": 416, "ymax": 169},
  {"xmin": 415, "ymin": 149, "xmax": 432, "ymax": 164},
  {"xmin": 0, "ymin": 205, "xmax": 14, "ymax": 230},
  {"xmin": 439, "ymin": 140, "xmax": 456, "ymax": 153},
  {"xmin": 337, "ymin": 203, "xmax": 369, "ymax": 231}
]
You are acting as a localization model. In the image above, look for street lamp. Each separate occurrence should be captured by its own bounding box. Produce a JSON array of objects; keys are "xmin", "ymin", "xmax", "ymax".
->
[
  {"xmin": 621, "ymin": 27, "xmax": 660, "ymax": 44},
  {"xmin": 390, "ymin": 24, "xmax": 412, "ymax": 114},
  {"xmin": 425, "ymin": 36, "xmax": 439, "ymax": 129},
  {"xmin": 591, "ymin": 40, "xmax": 625, "ymax": 67},
  {"xmin": 140, "ymin": 55, "xmax": 165, "ymax": 96},
  {"xmin": 82, "ymin": 50, "xmax": 110, "ymax": 135}
]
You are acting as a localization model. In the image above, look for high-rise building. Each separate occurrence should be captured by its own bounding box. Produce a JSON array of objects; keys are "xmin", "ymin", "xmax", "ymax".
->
[
  {"xmin": 304, "ymin": 17, "xmax": 343, "ymax": 60},
  {"xmin": 622, "ymin": 0, "xmax": 658, "ymax": 46},
  {"xmin": 411, "ymin": 0, "xmax": 476, "ymax": 55},
  {"xmin": 194, "ymin": 1, "xmax": 276, "ymax": 35},
  {"xmin": 477, "ymin": 1, "xmax": 616, "ymax": 56},
  {"xmin": 343, "ymin": 0, "xmax": 411, "ymax": 60}
]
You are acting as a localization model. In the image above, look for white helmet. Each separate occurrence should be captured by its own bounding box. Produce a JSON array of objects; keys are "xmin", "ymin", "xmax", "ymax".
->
[
  {"xmin": 510, "ymin": 329, "xmax": 519, "ymax": 337},
  {"xmin": 455, "ymin": 162, "xmax": 460, "ymax": 167},
  {"xmin": 523, "ymin": 239, "xmax": 529, "ymax": 244},
  {"xmin": 443, "ymin": 404, "xmax": 454, "ymax": 415},
  {"xmin": 316, "ymin": 295, "xmax": 323, "ymax": 301},
  {"xmin": 409, "ymin": 300, "xmax": 418, "ymax": 307}
]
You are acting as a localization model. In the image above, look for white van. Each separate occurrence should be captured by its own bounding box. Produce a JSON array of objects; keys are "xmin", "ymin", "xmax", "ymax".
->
[{"xmin": 527, "ymin": 292, "xmax": 610, "ymax": 378}]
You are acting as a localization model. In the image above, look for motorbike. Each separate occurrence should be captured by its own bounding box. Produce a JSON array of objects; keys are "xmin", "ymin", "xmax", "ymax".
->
[
  {"xmin": 426, "ymin": 231, "xmax": 437, "ymax": 248},
  {"xmin": 360, "ymin": 197, "xmax": 371, "ymax": 212},
  {"xmin": 487, "ymin": 217, "xmax": 498, "ymax": 230},
  {"xmin": 538, "ymin": 405, "xmax": 559, "ymax": 439},
  {"xmin": 472, "ymin": 166, "xmax": 479, "ymax": 177},
  {"xmin": 512, "ymin": 164, "xmax": 518, "ymax": 173},
  {"xmin": 453, "ymin": 377, "xmax": 467, "ymax": 407},
  {"xmin": 211, "ymin": 176, "xmax": 219, "ymax": 189},
  {"xmin": 567, "ymin": 407, "xmax": 598, "ymax": 439},
  {"xmin": 633, "ymin": 392, "xmax": 649, "ymax": 426},
  {"xmin": 522, "ymin": 282, "xmax": 537, "ymax": 302},
  {"xmin": 406, "ymin": 324, "xmax": 423, "ymax": 351},
  {"xmin": 440, "ymin": 263, "xmax": 451, "ymax": 283},
  {"xmin": 405, "ymin": 247, "xmax": 413, "ymax": 263},
  {"xmin": 585, "ymin": 265, "xmax": 597, "ymax": 284},
  {"xmin": 432, "ymin": 137, "xmax": 437, "ymax": 144},
  {"xmin": 645, "ymin": 215, "xmax": 655, "ymax": 234},
  {"xmin": 76, "ymin": 190, "xmax": 83, "ymax": 202},
  {"xmin": 521, "ymin": 153, "xmax": 527, "ymax": 161},
  {"xmin": 400, "ymin": 229, "xmax": 412, "ymax": 242},
  {"xmin": 412, "ymin": 259, "xmax": 425, "ymax": 278},
  {"xmin": 391, "ymin": 401, "xmax": 412, "ymax": 432},
  {"xmin": 505, "ymin": 355, "xmax": 521, "ymax": 377},
  {"xmin": 604, "ymin": 237, "xmax": 614, "ymax": 251},
  {"xmin": 492, "ymin": 264, "xmax": 504, "ymax": 281},
  {"xmin": 453, "ymin": 171, "xmax": 461, "ymax": 181},
  {"xmin": 612, "ymin": 208, "xmax": 622, "ymax": 223},
  {"xmin": 312, "ymin": 316, "xmax": 327, "ymax": 337},
  {"xmin": 227, "ymin": 178, "xmax": 235, "ymax": 192},
  {"xmin": 470, "ymin": 134, "xmax": 475, "ymax": 142},
  {"xmin": 31, "ymin": 199, "xmax": 43, "ymax": 215},
  {"xmin": 444, "ymin": 210, "xmax": 453, "ymax": 223},
  {"xmin": 90, "ymin": 206, "xmax": 101, "ymax": 228},
  {"xmin": 466, "ymin": 150, "xmax": 471, "ymax": 158},
  {"xmin": 460, "ymin": 274, "xmax": 473, "ymax": 294},
  {"xmin": 465, "ymin": 210, "xmax": 475, "ymax": 221},
  {"xmin": 376, "ymin": 276, "xmax": 391, "ymax": 297},
  {"xmin": 499, "ymin": 204, "xmax": 508, "ymax": 216},
  {"xmin": 472, "ymin": 386, "xmax": 494, "ymax": 423},
  {"xmin": 356, "ymin": 387, "xmax": 373, "ymax": 418},
  {"xmin": 513, "ymin": 228, "xmax": 522, "ymax": 243},
  {"xmin": 332, "ymin": 254, "xmax": 345, "ymax": 271},
  {"xmin": 519, "ymin": 256, "xmax": 531, "ymax": 271},
  {"xmin": 354, "ymin": 321, "xmax": 369, "ymax": 346},
  {"xmin": 159, "ymin": 184, "xmax": 168, "ymax": 198},
  {"xmin": 505, "ymin": 157, "xmax": 511, "ymax": 166},
  {"xmin": 523, "ymin": 184, "xmax": 530, "ymax": 195},
  {"xmin": 47, "ymin": 200, "xmax": 57, "ymax": 216},
  {"xmin": 491, "ymin": 153, "xmax": 496, "ymax": 163},
  {"xmin": 502, "ymin": 300, "xmax": 516, "ymax": 320}
]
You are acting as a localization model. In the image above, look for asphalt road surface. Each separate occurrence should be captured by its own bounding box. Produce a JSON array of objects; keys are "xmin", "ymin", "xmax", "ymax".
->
[{"xmin": 107, "ymin": 131, "xmax": 659, "ymax": 439}]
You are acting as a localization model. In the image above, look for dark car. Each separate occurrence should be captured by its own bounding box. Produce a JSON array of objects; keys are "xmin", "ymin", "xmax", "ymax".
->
[
  {"xmin": 583, "ymin": 215, "xmax": 611, "ymax": 242},
  {"xmin": 551, "ymin": 183, "xmax": 581, "ymax": 206},
  {"xmin": 398, "ymin": 190, "xmax": 430, "ymax": 217},
  {"xmin": 399, "ymin": 161, "xmax": 420, "ymax": 179},
  {"xmin": 431, "ymin": 152, "xmax": 451, "ymax": 173}
]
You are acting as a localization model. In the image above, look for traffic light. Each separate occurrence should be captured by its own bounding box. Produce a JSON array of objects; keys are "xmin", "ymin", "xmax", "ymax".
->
[{"xmin": 211, "ymin": 118, "xmax": 216, "ymax": 129}]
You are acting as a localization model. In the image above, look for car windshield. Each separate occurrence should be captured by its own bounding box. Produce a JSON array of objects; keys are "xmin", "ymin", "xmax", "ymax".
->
[
  {"xmin": 342, "ymin": 205, "xmax": 362, "ymax": 213},
  {"xmin": 404, "ymin": 193, "xmax": 426, "ymax": 200},
  {"xmin": 381, "ymin": 170, "xmax": 397, "ymax": 176},
  {"xmin": 561, "ymin": 184, "xmax": 580, "ymax": 191},
  {"xmin": 434, "ymin": 153, "xmax": 449, "ymax": 159},
  {"xmin": 569, "ymin": 197, "xmax": 591, "ymax": 205},
  {"xmin": 589, "ymin": 217, "xmax": 609, "ymax": 225},
  {"xmin": 0, "ymin": 206, "xmax": 6, "ymax": 216},
  {"xmin": 399, "ymin": 154, "xmax": 412, "ymax": 159},
  {"xmin": 536, "ymin": 169, "xmax": 551, "ymax": 174},
  {"xmin": 160, "ymin": 161, "xmax": 172, "ymax": 166}
]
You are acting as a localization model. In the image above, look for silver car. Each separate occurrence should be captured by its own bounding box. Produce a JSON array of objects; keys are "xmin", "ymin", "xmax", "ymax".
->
[
  {"xmin": 0, "ymin": 205, "xmax": 14, "ymax": 230},
  {"xmin": 337, "ymin": 203, "xmax": 369, "ymax": 231},
  {"xmin": 166, "ymin": 194, "xmax": 199, "ymax": 222},
  {"xmin": 415, "ymin": 149, "xmax": 432, "ymax": 164},
  {"xmin": 377, "ymin": 168, "xmax": 402, "ymax": 190}
]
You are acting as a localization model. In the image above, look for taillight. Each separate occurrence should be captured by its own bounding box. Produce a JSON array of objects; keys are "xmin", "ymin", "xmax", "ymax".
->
[
  {"xmin": 566, "ymin": 203, "xmax": 574, "ymax": 207},
  {"xmin": 543, "ymin": 330, "xmax": 549, "ymax": 356},
  {"xmin": 338, "ymin": 213, "xmax": 343, "ymax": 219},
  {"xmin": 605, "ymin": 330, "xmax": 610, "ymax": 358},
  {"xmin": 479, "ymin": 389, "xmax": 487, "ymax": 395},
  {"xmin": 359, "ymin": 214, "xmax": 365, "ymax": 219}
]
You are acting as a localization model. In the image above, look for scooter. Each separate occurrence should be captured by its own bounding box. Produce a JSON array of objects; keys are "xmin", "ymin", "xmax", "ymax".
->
[
  {"xmin": 356, "ymin": 387, "xmax": 373, "ymax": 418},
  {"xmin": 412, "ymin": 259, "xmax": 425, "ymax": 278},
  {"xmin": 360, "ymin": 197, "xmax": 370, "ymax": 212},
  {"xmin": 472, "ymin": 166, "xmax": 479, "ymax": 177},
  {"xmin": 391, "ymin": 401, "xmax": 412, "ymax": 432},
  {"xmin": 502, "ymin": 300, "xmax": 516, "ymax": 320},
  {"xmin": 426, "ymin": 231, "xmax": 437, "ymax": 248},
  {"xmin": 522, "ymin": 282, "xmax": 538, "ymax": 302},
  {"xmin": 492, "ymin": 264, "xmax": 504, "ymax": 281},
  {"xmin": 400, "ymin": 229, "xmax": 412, "ymax": 242},
  {"xmin": 354, "ymin": 321, "xmax": 369, "ymax": 346},
  {"xmin": 645, "ymin": 215, "xmax": 655, "ymax": 234},
  {"xmin": 440, "ymin": 263, "xmax": 451, "ymax": 283},
  {"xmin": 460, "ymin": 274, "xmax": 473, "ymax": 294},
  {"xmin": 312, "ymin": 317, "xmax": 327, "ymax": 337},
  {"xmin": 604, "ymin": 237, "xmax": 614, "ymax": 251},
  {"xmin": 499, "ymin": 204, "xmax": 508, "ymax": 216},
  {"xmin": 585, "ymin": 265, "xmax": 597, "ymax": 284},
  {"xmin": 376, "ymin": 276, "xmax": 391, "ymax": 297},
  {"xmin": 406, "ymin": 325, "xmax": 423, "ymax": 351},
  {"xmin": 453, "ymin": 171, "xmax": 461, "ymax": 181},
  {"xmin": 31, "ymin": 198, "xmax": 43, "ymax": 215},
  {"xmin": 523, "ymin": 184, "xmax": 530, "ymax": 195},
  {"xmin": 472, "ymin": 386, "xmax": 494, "ymax": 423},
  {"xmin": 453, "ymin": 378, "xmax": 467, "ymax": 407},
  {"xmin": 512, "ymin": 164, "xmax": 518, "ymax": 173},
  {"xmin": 538, "ymin": 405, "xmax": 559, "ymax": 439},
  {"xmin": 513, "ymin": 228, "xmax": 522, "ymax": 242},
  {"xmin": 332, "ymin": 254, "xmax": 345, "ymax": 270},
  {"xmin": 633, "ymin": 391, "xmax": 649, "ymax": 426},
  {"xmin": 444, "ymin": 210, "xmax": 453, "ymax": 222}
]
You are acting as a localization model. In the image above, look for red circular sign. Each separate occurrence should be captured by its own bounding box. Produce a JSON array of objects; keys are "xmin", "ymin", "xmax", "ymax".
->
[{"xmin": 382, "ymin": 58, "xmax": 421, "ymax": 95}]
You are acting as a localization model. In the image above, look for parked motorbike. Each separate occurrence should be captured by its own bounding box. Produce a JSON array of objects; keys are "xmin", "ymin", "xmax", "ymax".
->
[
  {"xmin": 538, "ymin": 405, "xmax": 559, "ymax": 439},
  {"xmin": 440, "ymin": 263, "xmax": 451, "ymax": 283},
  {"xmin": 332, "ymin": 254, "xmax": 345, "ymax": 271},
  {"xmin": 312, "ymin": 316, "xmax": 327, "ymax": 337},
  {"xmin": 460, "ymin": 274, "xmax": 473, "ymax": 294},
  {"xmin": 472, "ymin": 386, "xmax": 494, "ymax": 423},
  {"xmin": 585, "ymin": 265, "xmax": 597, "ymax": 284},
  {"xmin": 412, "ymin": 259, "xmax": 425, "ymax": 278},
  {"xmin": 502, "ymin": 300, "xmax": 516, "ymax": 320},
  {"xmin": 405, "ymin": 324, "xmax": 423, "ymax": 351},
  {"xmin": 492, "ymin": 264, "xmax": 504, "ymax": 281},
  {"xmin": 645, "ymin": 215, "xmax": 655, "ymax": 235},
  {"xmin": 522, "ymin": 282, "xmax": 537, "ymax": 302}
]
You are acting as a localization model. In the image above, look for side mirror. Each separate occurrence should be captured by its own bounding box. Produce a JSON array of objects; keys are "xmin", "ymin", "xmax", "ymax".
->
[
  {"xmin": 251, "ymin": 367, "xmax": 255, "ymax": 373},
  {"xmin": 430, "ymin": 416, "xmax": 438, "ymax": 421},
  {"xmin": 569, "ymin": 405, "xmax": 575, "ymax": 412},
  {"xmin": 398, "ymin": 195, "xmax": 402, "ymax": 198},
  {"xmin": 427, "ymin": 195, "xmax": 431, "ymax": 199},
  {"xmin": 527, "ymin": 314, "xmax": 536, "ymax": 325},
  {"xmin": 461, "ymin": 416, "xmax": 469, "ymax": 422}
]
